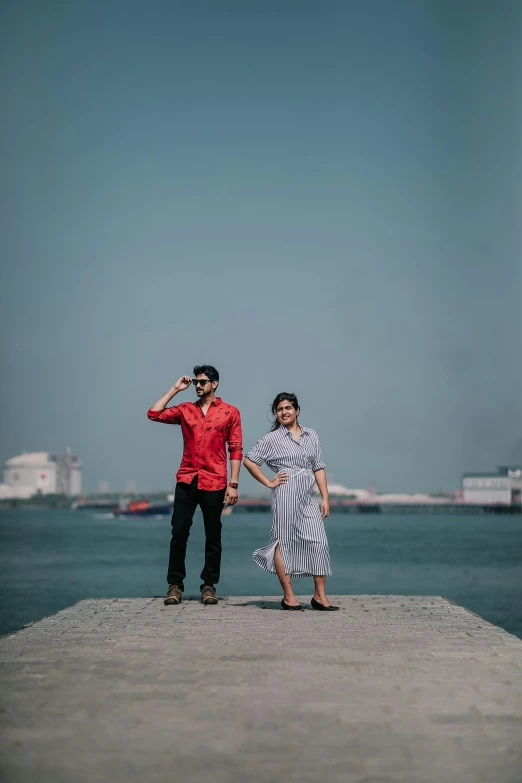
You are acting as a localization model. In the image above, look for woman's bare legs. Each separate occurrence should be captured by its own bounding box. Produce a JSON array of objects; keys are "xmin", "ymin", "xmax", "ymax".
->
[
  {"xmin": 313, "ymin": 575, "xmax": 333, "ymax": 606},
  {"xmin": 274, "ymin": 545, "xmax": 300, "ymax": 606}
]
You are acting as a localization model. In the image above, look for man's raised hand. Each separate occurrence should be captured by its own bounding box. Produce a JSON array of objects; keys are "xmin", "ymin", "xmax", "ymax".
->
[{"xmin": 173, "ymin": 376, "xmax": 193, "ymax": 392}]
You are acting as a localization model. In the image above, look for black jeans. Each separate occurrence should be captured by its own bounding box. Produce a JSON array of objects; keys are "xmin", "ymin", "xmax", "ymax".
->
[{"xmin": 167, "ymin": 477, "xmax": 226, "ymax": 590}]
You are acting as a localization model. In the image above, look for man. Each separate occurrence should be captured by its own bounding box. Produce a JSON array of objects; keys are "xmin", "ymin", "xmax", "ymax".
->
[{"xmin": 147, "ymin": 365, "xmax": 242, "ymax": 605}]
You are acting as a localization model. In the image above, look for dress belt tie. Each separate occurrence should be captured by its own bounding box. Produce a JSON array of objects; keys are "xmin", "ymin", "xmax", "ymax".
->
[{"xmin": 277, "ymin": 468, "xmax": 313, "ymax": 479}]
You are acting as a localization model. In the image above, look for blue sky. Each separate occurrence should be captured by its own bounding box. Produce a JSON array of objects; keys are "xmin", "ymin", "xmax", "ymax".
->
[{"xmin": 1, "ymin": 0, "xmax": 520, "ymax": 493}]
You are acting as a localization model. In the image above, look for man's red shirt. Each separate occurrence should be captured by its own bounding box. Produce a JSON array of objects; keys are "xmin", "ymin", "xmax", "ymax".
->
[{"xmin": 147, "ymin": 397, "xmax": 243, "ymax": 491}]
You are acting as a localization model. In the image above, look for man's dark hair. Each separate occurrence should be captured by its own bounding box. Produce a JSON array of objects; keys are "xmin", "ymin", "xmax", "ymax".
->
[{"xmin": 193, "ymin": 365, "xmax": 219, "ymax": 383}]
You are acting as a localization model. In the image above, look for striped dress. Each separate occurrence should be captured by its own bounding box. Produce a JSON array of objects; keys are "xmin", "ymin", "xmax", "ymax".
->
[{"xmin": 245, "ymin": 425, "xmax": 332, "ymax": 578}]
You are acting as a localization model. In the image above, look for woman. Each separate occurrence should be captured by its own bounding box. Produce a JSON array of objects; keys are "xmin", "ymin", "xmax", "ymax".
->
[{"xmin": 243, "ymin": 393, "xmax": 338, "ymax": 611}]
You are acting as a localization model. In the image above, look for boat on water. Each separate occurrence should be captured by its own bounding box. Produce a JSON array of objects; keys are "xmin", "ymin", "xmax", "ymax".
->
[
  {"xmin": 112, "ymin": 495, "xmax": 174, "ymax": 517},
  {"xmin": 112, "ymin": 497, "xmax": 235, "ymax": 517},
  {"xmin": 72, "ymin": 500, "xmax": 117, "ymax": 511}
]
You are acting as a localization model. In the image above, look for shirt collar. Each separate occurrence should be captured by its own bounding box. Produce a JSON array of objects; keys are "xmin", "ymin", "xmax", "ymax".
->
[
  {"xmin": 195, "ymin": 397, "xmax": 222, "ymax": 409},
  {"xmin": 280, "ymin": 424, "xmax": 310, "ymax": 436}
]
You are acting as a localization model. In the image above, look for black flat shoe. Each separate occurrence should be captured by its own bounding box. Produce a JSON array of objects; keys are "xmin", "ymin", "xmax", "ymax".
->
[
  {"xmin": 311, "ymin": 597, "xmax": 340, "ymax": 611},
  {"xmin": 281, "ymin": 599, "xmax": 302, "ymax": 611}
]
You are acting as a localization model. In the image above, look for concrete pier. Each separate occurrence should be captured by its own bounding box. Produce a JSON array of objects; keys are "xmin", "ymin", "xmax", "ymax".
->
[{"xmin": 1, "ymin": 596, "xmax": 521, "ymax": 783}]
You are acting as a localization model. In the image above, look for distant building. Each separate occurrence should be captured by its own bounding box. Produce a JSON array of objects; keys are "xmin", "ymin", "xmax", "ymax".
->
[
  {"xmin": 1, "ymin": 451, "xmax": 82, "ymax": 499},
  {"xmin": 462, "ymin": 466, "xmax": 522, "ymax": 506}
]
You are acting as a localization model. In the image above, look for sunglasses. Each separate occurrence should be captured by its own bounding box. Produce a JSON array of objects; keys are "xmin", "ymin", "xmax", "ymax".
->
[{"xmin": 192, "ymin": 379, "xmax": 212, "ymax": 386}]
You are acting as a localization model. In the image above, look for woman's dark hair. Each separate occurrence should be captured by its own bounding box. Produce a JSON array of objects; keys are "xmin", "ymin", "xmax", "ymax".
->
[
  {"xmin": 270, "ymin": 392, "xmax": 300, "ymax": 431},
  {"xmin": 193, "ymin": 364, "xmax": 219, "ymax": 383}
]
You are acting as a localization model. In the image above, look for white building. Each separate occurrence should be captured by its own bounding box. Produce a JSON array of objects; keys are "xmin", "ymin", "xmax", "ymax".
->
[
  {"xmin": 1, "ymin": 451, "xmax": 82, "ymax": 498},
  {"xmin": 462, "ymin": 466, "xmax": 522, "ymax": 505}
]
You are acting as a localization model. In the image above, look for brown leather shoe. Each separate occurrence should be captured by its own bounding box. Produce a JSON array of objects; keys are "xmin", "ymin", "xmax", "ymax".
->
[
  {"xmin": 164, "ymin": 585, "xmax": 182, "ymax": 605},
  {"xmin": 201, "ymin": 585, "xmax": 218, "ymax": 605}
]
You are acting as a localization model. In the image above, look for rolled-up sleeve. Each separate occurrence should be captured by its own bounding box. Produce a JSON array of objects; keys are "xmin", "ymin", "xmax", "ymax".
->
[
  {"xmin": 245, "ymin": 435, "xmax": 271, "ymax": 466},
  {"xmin": 147, "ymin": 406, "xmax": 181, "ymax": 424},
  {"xmin": 310, "ymin": 433, "xmax": 326, "ymax": 472},
  {"xmin": 227, "ymin": 411, "xmax": 243, "ymax": 461}
]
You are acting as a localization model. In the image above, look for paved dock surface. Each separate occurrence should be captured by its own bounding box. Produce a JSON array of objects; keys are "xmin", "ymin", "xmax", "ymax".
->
[{"xmin": 1, "ymin": 596, "xmax": 521, "ymax": 783}]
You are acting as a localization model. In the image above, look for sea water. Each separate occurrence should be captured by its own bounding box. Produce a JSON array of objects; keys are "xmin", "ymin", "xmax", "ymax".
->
[{"xmin": 1, "ymin": 508, "xmax": 521, "ymax": 638}]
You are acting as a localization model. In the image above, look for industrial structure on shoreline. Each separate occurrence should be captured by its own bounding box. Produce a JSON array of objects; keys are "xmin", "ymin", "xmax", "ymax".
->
[
  {"xmin": 461, "ymin": 466, "xmax": 522, "ymax": 506},
  {"xmin": 0, "ymin": 451, "xmax": 82, "ymax": 500},
  {"xmin": 1, "ymin": 451, "xmax": 521, "ymax": 511}
]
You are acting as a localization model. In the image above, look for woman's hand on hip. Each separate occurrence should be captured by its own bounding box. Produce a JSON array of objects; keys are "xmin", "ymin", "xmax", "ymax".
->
[
  {"xmin": 321, "ymin": 498, "xmax": 330, "ymax": 519},
  {"xmin": 269, "ymin": 471, "xmax": 288, "ymax": 489}
]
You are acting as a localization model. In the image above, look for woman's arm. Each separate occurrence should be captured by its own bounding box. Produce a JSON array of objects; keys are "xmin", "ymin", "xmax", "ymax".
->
[
  {"xmin": 314, "ymin": 468, "xmax": 330, "ymax": 519},
  {"xmin": 243, "ymin": 458, "xmax": 287, "ymax": 489}
]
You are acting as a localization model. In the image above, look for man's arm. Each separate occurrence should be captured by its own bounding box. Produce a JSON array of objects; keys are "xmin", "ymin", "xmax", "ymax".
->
[
  {"xmin": 224, "ymin": 410, "xmax": 243, "ymax": 506},
  {"xmin": 147, "ymin": 376, "xmax": 192, "ymax": 423},
  {"xmin": 224, "ymin": 459, "xmax": 241, "ymax": 506},
  {"xmin": 229, "ymin": 459, "xmax": 241, "ymax": 483}
]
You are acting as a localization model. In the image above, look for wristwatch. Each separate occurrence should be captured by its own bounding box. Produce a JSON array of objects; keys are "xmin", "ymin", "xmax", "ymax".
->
[{"xmin": 229, "ymin": 483, "xmax": 238, "ymax": 489}]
